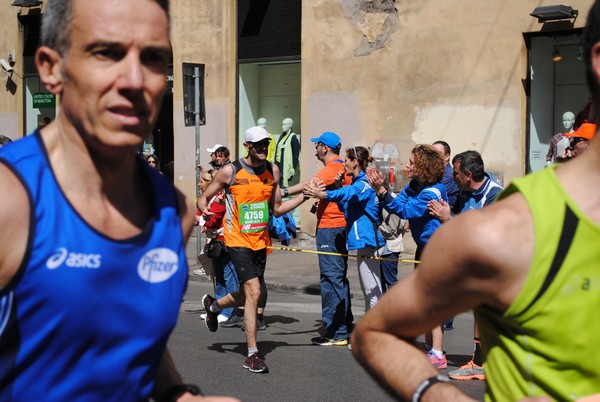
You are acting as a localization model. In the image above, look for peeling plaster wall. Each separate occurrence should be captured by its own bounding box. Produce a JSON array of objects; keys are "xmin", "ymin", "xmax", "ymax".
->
[{"xmin": 301, "ymin": 0, "xmax": 591, "ymax": 190}]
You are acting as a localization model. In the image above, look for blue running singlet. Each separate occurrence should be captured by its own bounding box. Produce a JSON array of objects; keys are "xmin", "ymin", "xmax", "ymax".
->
[{"xmin": 0, "ymin": 132, "xmax": 188, "ymax": 401}]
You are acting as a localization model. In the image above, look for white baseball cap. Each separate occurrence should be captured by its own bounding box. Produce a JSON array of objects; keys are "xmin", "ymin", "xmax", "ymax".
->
[
  {"xmin": 244, "ymin": 126, "xmax": 270, "ymax": 143},
  {"xmin": 207, "ymin": 144, "xmax": 223, "ymax": 153}
]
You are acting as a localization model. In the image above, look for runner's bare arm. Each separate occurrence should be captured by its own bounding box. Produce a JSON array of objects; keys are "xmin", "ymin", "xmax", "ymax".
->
[
  {"xmin": 197, "ymin": 164, "xmax": 234, "ymax": 217},
  {"xmin": 0, "ymin": 163, "xmax": 30, "ymax": 289},
  {"xmin": 351, "ymin": 194, "xmax": 533, "ymax": 400},
  {"xmin": 282, "ymin": 179, "xmax": 309, "ymax": 196},
  {"xmin": 271, "ymin": 163, "xmax": 307, "ymax": 217}
]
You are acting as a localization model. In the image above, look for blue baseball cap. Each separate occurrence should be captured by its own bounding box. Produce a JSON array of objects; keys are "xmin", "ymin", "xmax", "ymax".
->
[{"xmin": 310, "ymin": 132, "xmax": 341, "ymax": 149}]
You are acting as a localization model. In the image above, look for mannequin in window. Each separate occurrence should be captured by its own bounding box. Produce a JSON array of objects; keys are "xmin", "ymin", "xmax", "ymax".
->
[
  {"xmin": 546, "ymin": 111, "xmax": 575, "ymax": 166},
  {"xmin": 257, "ymin": 117, "xmax": 277, "ymax": 162},
  {"xmin": 275, "ymin": 117, "xmax": 300, "ymax": 187}
]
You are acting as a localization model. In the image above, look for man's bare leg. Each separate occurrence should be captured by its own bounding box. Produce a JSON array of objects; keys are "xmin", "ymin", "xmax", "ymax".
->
[{"xmin": 243, "ymin": 277, "xmax": 261, "ymax": 349}]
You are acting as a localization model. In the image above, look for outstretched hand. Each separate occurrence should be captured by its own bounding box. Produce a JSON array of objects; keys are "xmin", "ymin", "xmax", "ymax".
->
[{"xmin": 303, "ymin": 177, "xmax": 326, "ymax": 198}]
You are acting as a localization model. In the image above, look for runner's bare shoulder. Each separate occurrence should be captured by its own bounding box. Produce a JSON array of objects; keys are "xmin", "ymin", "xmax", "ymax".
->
[{"xmin": 0, "ymin": 162, "xmax": 30, "ymax": 289}]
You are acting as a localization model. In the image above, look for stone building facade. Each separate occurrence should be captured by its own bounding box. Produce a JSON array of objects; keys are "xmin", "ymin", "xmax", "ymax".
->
[{"xmin": 0, "ymin": 1, "xmax": 592, "ymax": 232}]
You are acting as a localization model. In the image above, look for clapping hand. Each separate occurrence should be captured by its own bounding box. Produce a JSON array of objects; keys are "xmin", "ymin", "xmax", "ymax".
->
[
  {"xmin": 333, "ymin": 170, "xmax": 344, "ymax": 189},
  {"xmin": 367, "ymin": 170, "xmax": 384, "ymax": 192},
  {"xmin": 428, "ymin": 199, "xmax": 451, "ymax": 222}
]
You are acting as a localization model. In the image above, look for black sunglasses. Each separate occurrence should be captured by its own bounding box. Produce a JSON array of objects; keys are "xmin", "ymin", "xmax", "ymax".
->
[{"xmin": 250, "ymin": 139, "xmax": 270, "ymax": 148}]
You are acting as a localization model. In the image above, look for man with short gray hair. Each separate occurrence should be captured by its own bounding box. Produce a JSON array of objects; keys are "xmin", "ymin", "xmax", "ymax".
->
[{"xmin": 0, "ymin": 1, "xmax": 234, "ymax": 401}]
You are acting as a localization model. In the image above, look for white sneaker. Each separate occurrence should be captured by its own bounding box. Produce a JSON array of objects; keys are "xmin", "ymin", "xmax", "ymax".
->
[
  {"xmin": 200, "ymin": 313, "xmax": 207, "ymax": 320},
  {"xmin": 217, "ymin": 314, "xmax": 229, "ymax": 323},
  {"xmin": 192, "ymin": 269, "xmax": 206, "ymax": 276}
]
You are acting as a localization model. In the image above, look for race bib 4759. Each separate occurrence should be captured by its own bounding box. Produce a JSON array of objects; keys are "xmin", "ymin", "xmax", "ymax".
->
[{"xmin": 239, "ymin": 201, "xmax": 269, "ymax": 233}]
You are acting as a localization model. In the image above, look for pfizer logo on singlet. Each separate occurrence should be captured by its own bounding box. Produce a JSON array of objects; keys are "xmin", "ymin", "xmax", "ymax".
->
[{"xmin": 137, "ymin": 248, "xmax": 179, "ymax": 283}]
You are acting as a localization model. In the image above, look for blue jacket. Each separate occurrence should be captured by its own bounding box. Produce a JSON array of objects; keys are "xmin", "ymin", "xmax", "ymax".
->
[
  {"xmin": 325, "ymin": 171, "xmax": 385, "ymax": 250},
  {"xmin": 382, "ymin": 180, "xmax": 447, "ymax": 247},
  {"xmin": 268, "ymin": 213, "xmax": 297, "ymax": 246},
  {"xmin": 442, "ymin": 163, "xmax": 459, "ymax": 208},
  {"xmin": 453, "ymin": 173, "xmax": 503, "ymax": 213}
]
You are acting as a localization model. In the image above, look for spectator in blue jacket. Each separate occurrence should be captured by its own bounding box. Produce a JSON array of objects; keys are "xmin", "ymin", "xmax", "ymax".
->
[
  {"xmin": 305, "ymin": 146, "xmax": 385, "ymax": 312},
  {"xmin": 432, "ymin": 140, "xmax": 459, "ymax": 209},
  {"xmin": 368, "ymin": 144, "xmax": 448, "ymax": 370}
]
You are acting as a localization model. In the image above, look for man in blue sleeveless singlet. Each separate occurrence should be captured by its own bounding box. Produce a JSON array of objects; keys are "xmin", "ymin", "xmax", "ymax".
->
[
  {"xmin": 351, "ymin": 2, "xmax": 600, "ymax": 401},
  {"xmin": 0, "ymin": 1, "xmax": 237, "ymax": 401}
]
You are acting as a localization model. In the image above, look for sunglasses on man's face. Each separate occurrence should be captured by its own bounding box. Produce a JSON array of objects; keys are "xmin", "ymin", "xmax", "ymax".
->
[{"xmin": 250, "ymin": 139, "xmax": 270, "ymax": 148}]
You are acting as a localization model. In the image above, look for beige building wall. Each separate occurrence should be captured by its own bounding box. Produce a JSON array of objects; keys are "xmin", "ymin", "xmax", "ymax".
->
[
  {"xmin": 167, "ymin": 0, "xmax": 591, "ymax": 232},
  {"xmin": 0, "ymin": 5, "xmax": 21, "ymax": 141},
  {"xmin": 0, "ymin": 1, "xmax": 593, "ymax": 228},
  {"xmin": 171, "ymin": 0, "xmax": 237, "ymax": 201},
  {"xmin": 300, "ymin": 0, "xmax": 590, "ymax": 187}
]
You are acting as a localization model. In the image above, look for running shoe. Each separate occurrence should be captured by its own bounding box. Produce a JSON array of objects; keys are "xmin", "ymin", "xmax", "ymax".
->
[
  {"xmin": 427, "ymin": 351, "xmax": 448, "ymax": 369},
  {"xmin": 200, "ymin": 313, "xmax": 228, "ymax": 323},
  {"xmin": 311, "ymin": 336, "xmax": 348, "ymax": 346},
  {"xmin": 448, "ymin": 360, "xmax": 485, "ymax": 380},
  {"xmin": 202, "ymin": 294, "xmax": 219, "ymax": 332},
  {"xmin": 220, "ymin": 314, "xmax": 244, "ymax": 328},
  {"xmin": 243, "ymin": 353, "xmax": 269, "ymax": 373}
]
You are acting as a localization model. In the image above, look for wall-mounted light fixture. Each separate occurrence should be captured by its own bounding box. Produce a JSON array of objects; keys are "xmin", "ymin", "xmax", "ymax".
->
[
  {"xmin": 530, "ymin": 5, "xmax": 578, "ymax": 23},
  {"xmin": 552, "ymin": 44, "xmax": 562, "ymax": 62},
  {"xmin": 11, "ymin": 0, "xmax": 42, "ymax": 7},
  {"xmin": 0, "ymin": 59, "xmax": 14, "ymax": 73}
]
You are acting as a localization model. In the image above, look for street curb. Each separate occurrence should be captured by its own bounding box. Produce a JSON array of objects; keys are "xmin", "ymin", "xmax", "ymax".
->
[{"xmin": 187, "ymin": 268, "xmax": 366, "ymax": 300}]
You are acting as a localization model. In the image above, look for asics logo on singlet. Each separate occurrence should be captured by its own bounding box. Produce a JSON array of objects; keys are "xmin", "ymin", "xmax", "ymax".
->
[
  {"xmin": 137, "ymin": 248, "xmax": 179, "ymax": 283},
  {"xmin": 46, "ymin": 248, "xmax": 102, "ymax": 269}
]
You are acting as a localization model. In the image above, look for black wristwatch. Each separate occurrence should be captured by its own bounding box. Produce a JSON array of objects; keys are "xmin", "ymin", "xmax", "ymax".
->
[
  {"xmin": 377, "ymin": 190, "xmax": 388, "ymax": 200},
  {"xmin": 283, "ymin": 187, "xmax": 289, "ymax": 197},
  {"xmin": 161, "ymin": 383, "xmax": 203, "ymax": 402}
]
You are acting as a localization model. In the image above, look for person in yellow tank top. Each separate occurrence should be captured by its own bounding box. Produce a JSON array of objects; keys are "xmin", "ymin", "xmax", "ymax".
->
[
  {"xmin": 349, "ymin": 2, "xmax": 600, "ymax": 401},
  {"xmin": 197, "ymin": 126, "xmax": 308, "ymax": 374}
]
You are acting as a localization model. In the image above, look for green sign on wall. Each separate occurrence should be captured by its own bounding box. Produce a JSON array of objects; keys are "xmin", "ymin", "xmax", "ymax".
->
[{"xmin": 32, "ymin": 93, "xmax": 55, "ymax": 108}]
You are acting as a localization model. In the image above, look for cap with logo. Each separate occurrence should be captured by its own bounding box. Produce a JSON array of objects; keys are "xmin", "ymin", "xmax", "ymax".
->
[
  {"xmin": 244, "ymin": 126, "xmax": 270, "ymax": 143},
  {"xmin": 310, "ymin": 132, "xmax": 341, "ymax": 149},
  {"xmin": 207, "ymin": 144, "xmax": 223, "ymax": 153}
]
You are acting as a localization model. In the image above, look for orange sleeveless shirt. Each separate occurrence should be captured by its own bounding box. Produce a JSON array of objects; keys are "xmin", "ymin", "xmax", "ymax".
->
[{"xmin": 223, "ymin": 160, "xmax": 275, "ymax": 250}]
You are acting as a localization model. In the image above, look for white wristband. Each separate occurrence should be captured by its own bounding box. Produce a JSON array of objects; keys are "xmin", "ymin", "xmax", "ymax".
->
[{"xmin": 411, "ymin": 375, "xmax": 451, "ymax": 402}]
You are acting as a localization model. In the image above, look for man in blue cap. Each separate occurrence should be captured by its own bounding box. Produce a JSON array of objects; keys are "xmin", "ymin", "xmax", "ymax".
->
[{"xmin": 284, "ymin": 132, "xmax": 354, "ymax": 346}]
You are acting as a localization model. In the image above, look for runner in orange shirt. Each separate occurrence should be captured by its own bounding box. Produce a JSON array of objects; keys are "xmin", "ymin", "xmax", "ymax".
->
[{"xmin": 198, "ymin": 126, "xmax": 306, "ymax": 373}]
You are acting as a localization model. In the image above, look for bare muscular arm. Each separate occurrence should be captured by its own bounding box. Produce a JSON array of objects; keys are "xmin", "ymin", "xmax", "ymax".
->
[
  {"xmin": 351, "ymin": 193, "xmax": 533, "ymax": 401},
  {"xmin": 270, "ymin": 163, "xmax": 306, "ymax": 217},
  {"xmin": 0, "ymin": 163, "xmax": 30, "ymax": 289},
  {"xmin": 196, "ymin": 164, "xmax": 234, "ymax": 218}
]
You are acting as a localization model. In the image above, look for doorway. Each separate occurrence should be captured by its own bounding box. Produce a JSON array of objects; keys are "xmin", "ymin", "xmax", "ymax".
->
[{"xmin": 526, "ymin": 30, "xmax": 590, "ymax": 172}]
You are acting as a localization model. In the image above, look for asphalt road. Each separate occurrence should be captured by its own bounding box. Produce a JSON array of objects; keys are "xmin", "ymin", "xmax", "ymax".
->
[{"xmin": 167, "ymin": 280, "xmax": 486, "ymax": 401}]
